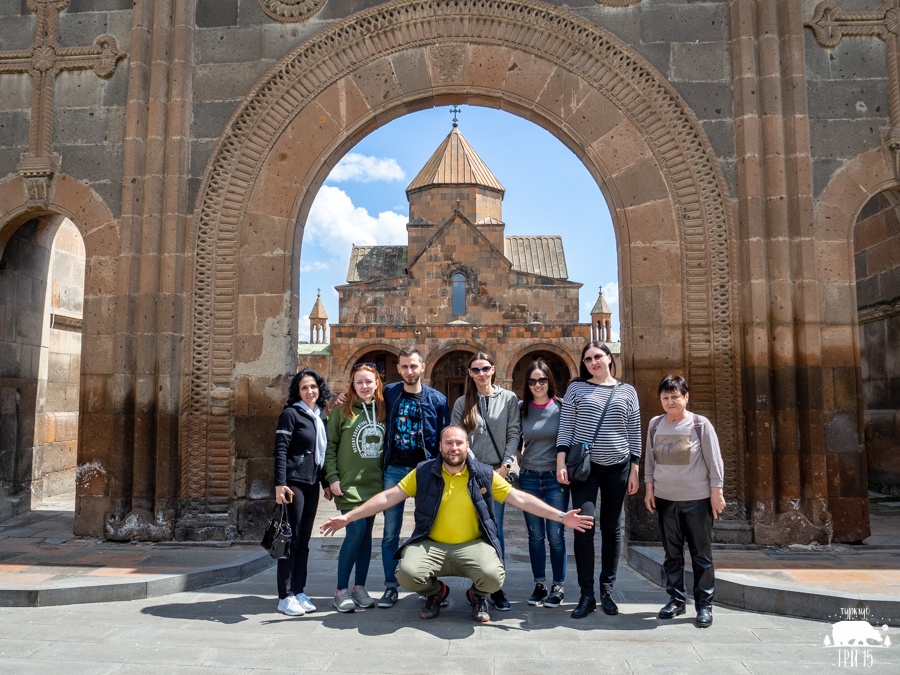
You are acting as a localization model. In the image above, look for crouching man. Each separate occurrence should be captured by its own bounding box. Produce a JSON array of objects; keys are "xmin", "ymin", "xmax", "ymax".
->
[{"xmin": 321, "ymin": 424, "xmax": 593, "ymax": 622}]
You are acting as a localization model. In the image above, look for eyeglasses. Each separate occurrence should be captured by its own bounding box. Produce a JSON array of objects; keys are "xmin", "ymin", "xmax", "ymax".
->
[
  {"xmin": 527, "ymin": 377, "xmax": 549, "ymax": 386},
  {"xmin": 583, "ymin": 354, "xmax": 607, "ymax": 363},
  {"xmin": 352, "ymin": 362, "xmax": 377, "ymax": 371},
  {"xmin": 469, "ymin": 365, "xmax": 494, "ymax": 375}
]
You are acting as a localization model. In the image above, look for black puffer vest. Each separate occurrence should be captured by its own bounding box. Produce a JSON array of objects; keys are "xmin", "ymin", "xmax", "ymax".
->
[{"xmin": 395, "ymin": 455, "xmax": 503, "ymax": 561}]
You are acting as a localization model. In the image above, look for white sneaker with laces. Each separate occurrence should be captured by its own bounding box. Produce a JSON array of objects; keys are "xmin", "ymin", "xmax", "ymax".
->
[
  {"xmin": 277, "ymin": 595, "xmax": 305, "ymax": 616},
  {"xmin": 296, "ymin": 593, "xmax": 316, "ymax": 613}
]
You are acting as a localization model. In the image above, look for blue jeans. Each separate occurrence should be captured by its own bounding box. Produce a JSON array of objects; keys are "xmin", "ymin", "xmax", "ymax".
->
[
  {"xmin": 519, "ymin": 469, "xmax": 569, "ymax": 585},
  {"xmin": 337, "ymin": 510, "xmax": 374, "ymax": 590},
  {"xmin": 382, "ymin": 464, "xmax": 414, "ymax": 588}
]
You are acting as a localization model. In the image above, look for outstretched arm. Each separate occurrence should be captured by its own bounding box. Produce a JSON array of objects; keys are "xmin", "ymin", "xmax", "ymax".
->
[
  {"xmin": 320, "ymin": 485, "xmax": 408, "ymax": 536},
  {"xmin": 504, "ymin": 489, "xmax": 594, "ymax": 532}
]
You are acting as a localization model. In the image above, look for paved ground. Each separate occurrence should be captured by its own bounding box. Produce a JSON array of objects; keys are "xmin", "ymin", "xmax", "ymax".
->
[{"xmin": 0, "ymin": 493, "xmax": 898, "ymax": 672}]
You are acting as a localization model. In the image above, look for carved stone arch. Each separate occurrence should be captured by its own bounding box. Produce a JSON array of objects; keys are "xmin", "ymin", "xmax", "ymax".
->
[
  {"xmin": 503, "ymin": 343, "xmax": 579, "ymax": 383},
  {"xmin": 184, "ymin": 0, "xmax": 741, "ymax": 534},
  {"xmin": 422, "ymin": 342, "xmax": 482, "ymax": 383}
]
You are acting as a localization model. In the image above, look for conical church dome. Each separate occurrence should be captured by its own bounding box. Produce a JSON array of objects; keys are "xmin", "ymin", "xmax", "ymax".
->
[{"xmin": 406, "ymin": 127, "xmax": 505, "ymax": 195}]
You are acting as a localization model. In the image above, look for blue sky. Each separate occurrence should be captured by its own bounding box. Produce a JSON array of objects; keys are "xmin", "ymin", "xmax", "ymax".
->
[{"xmin": 299, "ymin": 105, "xmax": 619, "ymax": 342}]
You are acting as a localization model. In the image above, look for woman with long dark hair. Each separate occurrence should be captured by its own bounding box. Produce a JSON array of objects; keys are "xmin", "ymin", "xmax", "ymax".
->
[
  {"xmin": 324, "ymin": 363, "xmax": 386, "ymax": 612},
  {"xmin": 273, "ymin": 368, "xmax": 332, "ymax": 616},
  {"xmin": 556, "ymin": 342, "xmax": 641, "ymax": 619},
  {"xmin": 517, "ymin": 359, "xmax": 568, "ymax": 608},
  {"xmin": 451, "ymin": 351, "xmax": 520, "ymax": 611}
]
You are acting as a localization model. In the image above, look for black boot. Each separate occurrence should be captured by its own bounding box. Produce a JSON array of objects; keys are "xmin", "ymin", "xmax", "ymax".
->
[{"xmin": 571, "ymin": 594, "xmax": 596, "ymax": 619}]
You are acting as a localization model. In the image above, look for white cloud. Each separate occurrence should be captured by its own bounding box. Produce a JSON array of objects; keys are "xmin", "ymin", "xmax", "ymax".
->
[
  {"xmin": 601, "ymin": 281, "xmax": 618, "ymax": 305},
  {"xmin": 305, "ymin": 186, "xmax": 408, "ymax": 259},
  {"xmin": 300, "ymin": 260, "xmax": 330, "ymax": 273},
  {"xmin": 329, "ymin": 153, "xmax": 406, "ymax": 183}
]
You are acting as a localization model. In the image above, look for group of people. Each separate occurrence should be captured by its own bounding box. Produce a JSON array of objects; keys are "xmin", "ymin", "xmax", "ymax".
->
[{"xmin": 272, "ymin": 343, "xmax": 725, "ymax": 627}]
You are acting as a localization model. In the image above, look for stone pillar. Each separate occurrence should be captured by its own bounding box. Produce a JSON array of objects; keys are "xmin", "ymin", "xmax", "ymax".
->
[
  {"xmin": 78, "ymin": 0, "xmax": 196, "ymax": 541},
  {"xmin": 732, "ymin": 0, "xmax": 866, "ymax": 543}
]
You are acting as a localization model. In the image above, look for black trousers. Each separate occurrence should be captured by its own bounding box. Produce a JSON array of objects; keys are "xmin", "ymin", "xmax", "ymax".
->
[
  {"xmin": 570, "ymin": 459, "xmax": 629, "ymax": 597},
  {"xmin": 276, "ymin": 481, "xmax": 320, "ymax": 599},
  {"xmin": 656, "ymin": 497, "xmax": 715, "ymax": 608}
]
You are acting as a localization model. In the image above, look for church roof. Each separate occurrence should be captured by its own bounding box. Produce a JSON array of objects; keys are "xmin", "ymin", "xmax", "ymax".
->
[
  {"xmin": 504, "ymin": 236, "xmax": 568, "ymax": 279},
  {"xmin": 309, "ymin": 293, "xmax": 328, "ymax": 319},
  {"xmin": 591, "ymin": 290, "xmax": 612, "ymax": 315},
  {"xmin": 346, "ymin": 245, "xmax": 408, "ymax": 283},
  {"xmin": 406, "ymin": 127, "xmax": 505, "ymax": 194},
  {"xmin": 346, "ymin": 235, "xmax": 570, "ymax": 283}
]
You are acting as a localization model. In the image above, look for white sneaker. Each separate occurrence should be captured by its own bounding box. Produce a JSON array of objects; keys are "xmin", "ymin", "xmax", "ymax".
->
[
  {"xmin": 296, "ymin": 592, "xmax": 316, "ymax": 613},
  {"xmin": 351, "ymin": 585, "xmax": 375, "ymax": 608},
  {"xmin": 333, "ymin": 588, "xmax": 356, "ymax": 613},
  {"xmin": 277, "ymin": 595, "xmax": 305, "ymax": 616}
]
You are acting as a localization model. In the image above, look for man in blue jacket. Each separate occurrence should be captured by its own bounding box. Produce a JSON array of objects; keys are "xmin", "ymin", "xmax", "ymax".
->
[
  {"xmin": 376, "ymin": 347, "xmax": 450, "ymax": 608},
  {"xmin": 321, "ymin": 425, "xmax": 593, "ymax": 622}
]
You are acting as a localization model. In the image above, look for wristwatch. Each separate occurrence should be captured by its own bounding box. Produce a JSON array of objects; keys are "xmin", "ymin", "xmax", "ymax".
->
[{"xmin": 557, "ymin": 511, "xmax": 565, "ymax": 522}]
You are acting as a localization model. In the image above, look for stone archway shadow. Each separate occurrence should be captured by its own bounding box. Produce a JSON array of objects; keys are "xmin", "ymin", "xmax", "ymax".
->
[{"xmin": 182, "ymin": 0, "xmax": 743, "ymax": 537}]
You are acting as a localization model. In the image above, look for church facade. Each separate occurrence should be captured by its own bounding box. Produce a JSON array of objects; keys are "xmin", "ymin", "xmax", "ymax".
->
[
  {"xmin": 0, "ymin": 1, "xmax": 896, "ymax": 546},
  {"xmin": 307, "ymin": 123, "xmax": 592, "ymax": 403}
]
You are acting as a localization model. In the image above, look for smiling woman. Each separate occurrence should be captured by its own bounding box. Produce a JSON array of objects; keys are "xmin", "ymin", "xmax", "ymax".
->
[{"xmin": 298, "ymin": 106, "xmax": 618, "ymax": 343}]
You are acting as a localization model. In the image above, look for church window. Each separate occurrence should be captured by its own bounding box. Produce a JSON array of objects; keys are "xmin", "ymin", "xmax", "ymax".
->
[{"xmin": 452, "ymin": 272, "xmax": 466, "ymax": 315}]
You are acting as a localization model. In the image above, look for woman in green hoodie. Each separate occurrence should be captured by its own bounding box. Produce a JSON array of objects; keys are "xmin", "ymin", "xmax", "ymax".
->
[{"xmin": 325, "ymin": 363, "xmax": 385, "ymax": 612}]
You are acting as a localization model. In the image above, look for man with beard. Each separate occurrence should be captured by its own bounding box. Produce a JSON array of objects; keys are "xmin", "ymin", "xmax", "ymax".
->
[
  {"xmin": 377, "ymin": 347, "xmax": 450, "ymax": 608},
  {"xmin": 321, "ymin": 425, "xmax": 594, "ymax": 623}
]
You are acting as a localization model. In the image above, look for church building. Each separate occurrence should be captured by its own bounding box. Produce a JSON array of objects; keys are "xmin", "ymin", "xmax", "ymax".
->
[{"xmin": 301, "ymin": 122, "xmax": 602, "ymax": 401}]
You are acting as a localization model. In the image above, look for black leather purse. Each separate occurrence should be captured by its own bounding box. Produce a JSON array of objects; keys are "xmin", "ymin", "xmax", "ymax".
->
[{"xmin": 261, "ymin": 503, "xmax": 292, "ymax": 559}]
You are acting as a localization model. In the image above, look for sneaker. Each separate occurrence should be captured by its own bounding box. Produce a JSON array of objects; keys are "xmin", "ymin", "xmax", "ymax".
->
[
  {"xmin": 277, "ymin": 595, "xmax": 304, "ymax": 616},
  {"xmin": 295, "ymin": 592, "xmax": 316, "ymax": 613},
  {"xmin": 544, "ymin": 585, "xmax": 565, "ymax": 608},
  {"xmin": 420, "ymin": 581, "xmax": 449, "ymax": 620},
  {"xmin": 351, "ymin": 585, "xmax": 375, "ymax": 608},
  {"xmin": 466, "ymin": 585, "xmax": 477, "ymax": 606},
  {"xmin": 333, "ymin": 588, "xmax": 356, "ymax": 613},
  {"xmin": 377, "ymin": 587, "xmax": 399, "ymax": 608},
  {"xmin": 527, "ymin": 583, "xmax": 548, "ymax": 606},
  {"xmin": 472, "ymin": 593, "xmax": 491, "ymax": 622},
  {"xmin": 489, "ymin": 589, "xmax": 511, "ymax": 611}
]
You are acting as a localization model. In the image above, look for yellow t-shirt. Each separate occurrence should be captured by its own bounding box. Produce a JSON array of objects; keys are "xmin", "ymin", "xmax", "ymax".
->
[{"xmin": 397, "ymin": 465, "xmax": 513, "ymax": 545}]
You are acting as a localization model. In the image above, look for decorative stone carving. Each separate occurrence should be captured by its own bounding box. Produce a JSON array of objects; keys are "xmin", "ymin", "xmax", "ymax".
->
[
  {"xmin": 0, "ymin": 0, "xmax": 125, "ymax": 187},
  {"xmin": 257, "ymin": 0, "xmax": 323, "ymax": 23},
  {"xmin": 807, "ymin": 1, "xmax": 900, "ymax": 177},
  {"xmin": 594, "ymin": 0, "xmax": 642, "ymax": 6},
  {"xmin": 429, "ymin": 45, "xmax": 466, "ymax": 82},
  {"xmin": 186, "ymin": 0, "xmax": 741, "ymax": 526}
]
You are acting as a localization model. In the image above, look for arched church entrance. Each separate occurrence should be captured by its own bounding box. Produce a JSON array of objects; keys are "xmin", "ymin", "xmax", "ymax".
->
[
  {"xmin": 510, "ymin": 350, "xmax": 574, "ymax": 399},
  {"xmin": 0, "ymin": 214, "xmax": 84, "ymax": 520},
  {"xmin": 430, "ymin": 349, "xmax": 476, "ymax": 407},
  {"xmin": 184, "ymin": 0, "xmax": 745, "ymax": 543},
  {"xmin": 854, "ymin": 189, "xmax": 900, "ymax": 499},
  {"xmin": 352, "ymin": 350, "xmax": 400, "ymax": 387}
]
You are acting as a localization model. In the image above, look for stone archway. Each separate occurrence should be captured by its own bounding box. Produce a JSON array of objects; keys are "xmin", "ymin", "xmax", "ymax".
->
[{"xmin": 183, "ymin": 0, "xmax": 742, "ymax": 538}]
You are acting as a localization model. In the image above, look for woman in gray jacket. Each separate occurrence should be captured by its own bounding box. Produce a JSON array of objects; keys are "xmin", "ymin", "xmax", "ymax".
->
[{"xmin": 451, "ymin": 351, "xmax": 521, "ymax": 611}]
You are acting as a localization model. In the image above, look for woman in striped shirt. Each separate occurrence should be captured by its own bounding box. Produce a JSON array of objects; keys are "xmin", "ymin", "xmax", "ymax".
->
[{"xmin": 555, "ymin": 342, "xmax": 641, "ymax": 619}]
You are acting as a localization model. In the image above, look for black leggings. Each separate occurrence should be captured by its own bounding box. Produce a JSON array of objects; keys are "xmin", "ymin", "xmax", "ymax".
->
[
  {"xmin": 570, "ymin": 459, "xmax": 629, "ymax": 597},
  {"xmin": 276, "ymin": 481, "xmax": 320, "ymax": 599}
]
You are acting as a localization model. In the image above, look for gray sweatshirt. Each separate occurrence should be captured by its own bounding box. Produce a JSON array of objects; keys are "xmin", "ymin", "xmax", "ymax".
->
[
  {"xmin": 451, "ymin": 385, "xmax": 521, "ymax": 468},
  {"xmin": 644, "ymin": 412, "xmax": 724, "ymax": 501}
]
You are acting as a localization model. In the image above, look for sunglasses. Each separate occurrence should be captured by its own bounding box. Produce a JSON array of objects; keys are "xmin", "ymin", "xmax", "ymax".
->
[
  {"xmin": 583, "ymin": 354, "xmax": 607, "ymax": 363},
  {"xmin": 527, "ymin": 377, "xmax": 549, "ymax": 386},
  {"xmin": 469, "ymin": 365, "xmax": 494, "ymax": 375},
  {"xmin": 352, "ymin": 362, "xmax": 377, "ymax": 371}
]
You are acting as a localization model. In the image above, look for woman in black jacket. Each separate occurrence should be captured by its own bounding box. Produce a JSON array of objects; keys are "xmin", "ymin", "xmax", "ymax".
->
[{"xmin": 273, "ymin": 368, "xmax": 332, "ymax": 616}]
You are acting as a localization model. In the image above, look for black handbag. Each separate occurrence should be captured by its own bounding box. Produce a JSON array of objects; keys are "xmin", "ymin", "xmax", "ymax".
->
[
  {"xmin": 261, "ymin": 503, "xmax": 292, "ymax": 559},
  {"xmin": 566, "ymin": 383, "xmax": 619, "ymax": 483}
]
